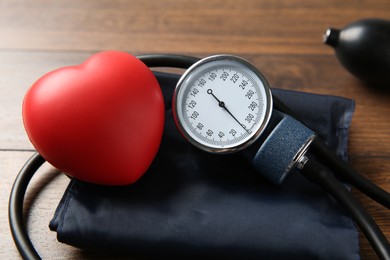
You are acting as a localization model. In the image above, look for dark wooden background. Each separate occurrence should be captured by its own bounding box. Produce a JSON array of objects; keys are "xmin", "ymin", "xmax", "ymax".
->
[{"xmin": 1, "ymin": 0, "xmax": 389, "ymax": 259}]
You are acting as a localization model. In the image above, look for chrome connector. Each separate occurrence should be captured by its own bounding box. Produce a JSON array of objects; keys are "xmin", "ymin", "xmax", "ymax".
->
[{"xmin": 295, "ymin": 155, "xmax": 309, "ymax": 171}]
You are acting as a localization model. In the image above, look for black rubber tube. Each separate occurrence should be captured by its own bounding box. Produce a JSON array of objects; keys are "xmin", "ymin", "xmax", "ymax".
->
[
  {"xmin": 311, "ymin": 138, "xmax": 390, "ymax": 209},
  {"xmin": 273, "ymin": 93, "xmax": 390, "ymax": 209},
  {"xmin": 301, "ymin": 159, "xmax": 390, "ymax": 260},
  {"xmin": 9, "ymin": 152, "xmax": 45, "ymax": 260}
]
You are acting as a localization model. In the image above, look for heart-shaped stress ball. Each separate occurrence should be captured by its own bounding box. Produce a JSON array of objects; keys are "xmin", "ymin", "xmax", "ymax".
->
[{"xmin": 23, "ymin": 51, "xmax": 164, "ymax": 185}]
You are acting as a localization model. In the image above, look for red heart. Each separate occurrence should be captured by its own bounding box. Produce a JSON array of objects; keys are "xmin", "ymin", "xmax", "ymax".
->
[{"xmin": 23, "ymin": 51, "xmax": 164, "ymax": 185}]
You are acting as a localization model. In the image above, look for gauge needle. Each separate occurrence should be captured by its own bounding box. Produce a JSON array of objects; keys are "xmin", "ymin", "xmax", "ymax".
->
[{"xmin": 207, "ymin": 89, "xmax": 249, "ymax": 133}]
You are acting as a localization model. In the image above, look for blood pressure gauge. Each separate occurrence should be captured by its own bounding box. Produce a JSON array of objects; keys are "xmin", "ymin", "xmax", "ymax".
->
[{"xmin": 173, "ymin": 55, "xmax": 273, "ymax": 153}]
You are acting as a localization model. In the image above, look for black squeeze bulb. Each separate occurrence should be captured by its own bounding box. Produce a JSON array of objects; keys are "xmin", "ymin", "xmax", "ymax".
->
[{"xmin": 323, "ymin": 18, "xmax": 390, "ymax": 91}]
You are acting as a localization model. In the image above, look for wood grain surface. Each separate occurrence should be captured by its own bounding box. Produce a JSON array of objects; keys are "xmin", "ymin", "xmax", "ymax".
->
[{"xmin": 1, "ymin": 0, "xmax": 389, "ymax": 259}]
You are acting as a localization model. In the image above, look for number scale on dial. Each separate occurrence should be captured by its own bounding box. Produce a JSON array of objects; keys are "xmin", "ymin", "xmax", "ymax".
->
[
  {"xmin": 173, "ymin": 55, "xmax": 272, "ymax": 153},
  {"xmin": 183, "ymin": 67, "xmax": 263, "ymax": 146}
]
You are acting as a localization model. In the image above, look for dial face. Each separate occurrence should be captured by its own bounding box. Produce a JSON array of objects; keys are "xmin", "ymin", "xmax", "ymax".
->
[{"xmin": 173, "ymin": 55, "xmax": 273, "ymax": 153}]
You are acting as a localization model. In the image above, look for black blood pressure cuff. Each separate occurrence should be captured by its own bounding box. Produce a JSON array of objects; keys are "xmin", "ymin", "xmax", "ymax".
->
[{"xmin": 50, "ymin": 72, "xmax": 359, "ymax": 259}]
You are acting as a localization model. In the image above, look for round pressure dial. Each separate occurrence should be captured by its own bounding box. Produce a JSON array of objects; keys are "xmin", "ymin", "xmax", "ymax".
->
[{"xmin": 173, "ymin": 55, "xmax": 273, "ymax": 153}]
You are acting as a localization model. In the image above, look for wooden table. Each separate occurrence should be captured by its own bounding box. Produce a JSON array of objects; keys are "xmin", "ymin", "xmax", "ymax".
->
[{"xmin": 1, "ymin": 1, "xmax": 389, "ymax": 259}]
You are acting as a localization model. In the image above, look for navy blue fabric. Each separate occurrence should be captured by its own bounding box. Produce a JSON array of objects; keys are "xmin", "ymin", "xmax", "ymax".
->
[{"xmin": 50, "ymin": 72, "xmax": 359, "ymax": 259}]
